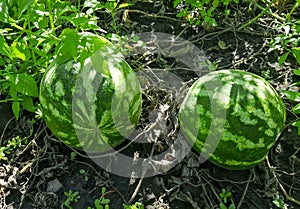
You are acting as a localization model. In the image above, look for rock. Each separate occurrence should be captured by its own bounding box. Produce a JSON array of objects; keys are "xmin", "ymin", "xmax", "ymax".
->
[{"xmin": 47, "ymin": 178, "xmax": 63, "ymax": 193}]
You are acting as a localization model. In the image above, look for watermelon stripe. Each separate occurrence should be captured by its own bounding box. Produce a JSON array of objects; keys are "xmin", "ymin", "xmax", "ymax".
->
[
  {"xmin": 40, "ymin": 45, "xmax": 142, "ymax": 153},
  {"xmin": 179, "ymin": 70, "xmax": 286, "ymax": 170}
]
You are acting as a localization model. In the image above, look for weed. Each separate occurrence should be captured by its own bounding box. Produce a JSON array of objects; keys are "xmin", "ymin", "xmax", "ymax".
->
[
  {"xmin": 70, "ymin": 152, "xmax": 77, "ymax": 160},
  {"xmin": 0, "ymin": 136, "xmax": 28, "ymax": 161},
  {"xmin": 174, "ymin": 0, "xmax": 239, "ymax": 28},
  {"xmin": 273, "ymin": 197, "xmax": 286, "ymax": 209},
  {"xmin": 63, "ymin": 190, "xmax": 81, "ymax": 209},
  {"xmin": 282, "ymin": 70, "xmax": 300, "ymax": 135},
  {"xmin": 219, "ymin": 188, "xmax": 236, "ymax": 209},
  {"xmin": 88, "ymin": 187, "xmax": 111, "ymax": 209},
  {"xmin": 123, "ymin": 202, "xmax": 144, "ymax": 209},
  {"xmin": 270, "ymin": 20, "xmax": 300, "ymax": 65},
  {"xmin": 80, "ymin": 169, "xmax": 89, "ymax": 182}
]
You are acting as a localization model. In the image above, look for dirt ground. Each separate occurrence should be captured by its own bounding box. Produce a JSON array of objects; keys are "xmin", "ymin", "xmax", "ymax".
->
[{"xmin": 1, "ymin": 1, "xmax": 300, "ymax": 209}]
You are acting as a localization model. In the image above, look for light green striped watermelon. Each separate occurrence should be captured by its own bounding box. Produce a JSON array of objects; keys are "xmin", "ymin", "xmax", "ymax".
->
[
  {"xmin": 179, "ymin": 70, "xmax": 286, "ymax": 170},
  {"xmin": 40, "ymin": 44, "xmax": 142, "ymax": 153}
]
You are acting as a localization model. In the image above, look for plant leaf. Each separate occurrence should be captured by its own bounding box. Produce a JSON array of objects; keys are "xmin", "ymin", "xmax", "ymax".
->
[
  {"xmin": 17, "ymin": 0, "xmax": 34, "ymax": 18},
  {"xmin": 9, "ymin": 81, "xmax": 18, "ymax": 98},
  {"xmin": 278, "ymin": 52, "xmax": 289, "ymax": 65},
  {"xmin": 21, "ymin": 96, "xmax": 37, "ymax": 112},
  {"xmin": 282, "ymin": 90, "xmax": 300, "ymax": 102},
  {"xmin": 292, "ymin": 103, "xmax": 300, "ymax": 114},
  {"xmin": 174, "ymin": 0, "xmax": 183, "ymax": 7},
  {"xmin": 79, "ymin": 33, "xmax": 110, "ymax": 65},
  {"xmin": 0, "ymin": 0, "xmax": 9, "ymax": 23},
  {"xmin": 292, "ymin": 120, "xmax": 300, "ymax": 135},
  {"xmin": 101, "ymin": 187, "xmax": 106, "ymax": 194},
  {"xmin": 117, "ymin": 3, "xmax": 132, "ymax": 10},
  {"xmin": 57, "ymin": 28, "xmax": 79, "ymax": 63},
  {"xmin": 294, "ymin": 69, "xmax": 300, "ymax": 76},
  {"xmin": 11, "ymin": 40, "xmax": 31, "ymax": 61},
  {"xmin": 0, "ymin": 34, "xmax": 12, "ymax": 59},
  {"xmin": 101, "ymin": 198, "xmax": 110, "ymax": 205},
  {"xmin": 12, "ymin": 101, "xmax": 20, "ymax": 120},
  {"xmin": 13, "ymin": 74, "xmax": 38, "ymax": 97},
  {"xmin": 94, "ymin": 199, "xmax": 101, "ymax": 208},
  {"xmin": 291, "ymin": 47, "xmax": 300, "ymax": 65}
]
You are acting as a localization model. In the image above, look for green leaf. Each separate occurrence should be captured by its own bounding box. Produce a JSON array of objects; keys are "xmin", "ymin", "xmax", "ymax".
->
[
  {"xmin": 101, "ymin": 198, "xmax": 110, "ymax": 205},
  {"xmin": 225, "ymin": 9, "xmax": 230, "ymax": 16},
  {"xmin": 79, "ymin": 33, "xmax": 110, "ymax": 65},
  {"xmin": 117, "ymin": 3, "xmax": 132, "ymax": 10},
  {"xmin": 12, "ymin": 101, "xmax": 20, "ymax": 120},
  {"xmin": 9, "ymin": 82, "xmax": 18, "ymax": 98},
  {"xmin": 278, "ymin": 52, "xmax": 289, "ymax": 65},
  {"xmin": 17, "ymin": 0, "xmax": 34, "ymax": 18},
  {"xmin": 11, "ymin": 40, "xmax": 31, "ymax": 61},
  {"xmin": 101, "ymin": 187, "xmax": 106, "ymax": 195},
  {"xmin": 219, "ymin": 203, "xmax": 227, "ymax": 209},
  {"xmin": 292, "ymin": 120, "xmax": 300, "ymax": 135},
  {"xmin": 70, "ymin": 152, "xmax": 77, "ymax": 160},
  {"xmin": 228, "ymin": 203, "xmax": 236, "ymax": 209},
  {"xmin": 212, "ymin": 0, "xmax": 219, "ymax": 8},
  {"xmin": 294, "ymin": 69, "xmax": 300, "ymax": 76},
  {"xmin": 0, "ymin": 34, "xmax": 12, "ymax": 59},
  {"xmin": 176, "ymin": 8, "xmax": 188, "ymax": 18},
  {"xmin": 291, "ymin": 47, "xmax": 300, "ymax": 65},
  {"xmin": 174, "ymin": 0, "xmax": 183, "ymax": 7},
  {"xmin": 292, "ymin": 103, "xmax": 300, "ymax": 114},
  {"xmin": 13, "ymin": 74, "xmax": 38, "ymax": 97},
  {"xmin": 83, "ymin": 0, "xmax": 101, "ymax": 8},
  {"xmin": 273, "ymin": 198, "xmax": 285, "ymax": 208},
  {"xmin": 94, "ymin": 199, "xmax": 102, "ymax": 209},
  {"xmin": 58, "ymin": 28, "xmax": 79, "ymax": 62},
  {"xmin": 21, "ymin": 96, "xmax": 37, "ymax": 112},
  {"xmin": 0, "ymin": 0, "xmax": 9, "ymax": 23},
  {"xmin": 282, "ymin": 90, "xmax": 300, "ymax": 102}
]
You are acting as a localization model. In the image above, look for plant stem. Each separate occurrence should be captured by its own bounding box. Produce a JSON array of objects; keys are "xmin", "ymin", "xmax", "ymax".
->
[
  {"xmin": 286, "ymin": 1, "xmax": 300, "ymax": 21},
  {"xmin": 238, "ymin": 0, "xmax": 280, "ymax": 31},
  {"xmin": 0, "ymin": 98, "xmax": 22, "ymax": 103},
  {"xmin": 46, "ymin": 0, "xmax": 55, "ymax": 33},
  {"xmin": 10, "ymin": 23, "xmax": 24, "ymax": 31},
  {"xmin": 255, "ymin": 1, "xmax": 285, "ymax": 22}
]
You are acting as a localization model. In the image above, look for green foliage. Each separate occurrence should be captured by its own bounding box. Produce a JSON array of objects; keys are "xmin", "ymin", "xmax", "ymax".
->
[
  {"xmin": 0, "ymin": 0, "xmax": 131, "ymax": 119},
  {"xmin": 80, "ymin": 169, "xmax": 89, "ymax": 182},
  {"xmin": 282, "ymin": 70, "xmax": 300, "ymax": 135},
  {"xmin": 174, "ymin": 0, "xmax": 239, "ymax": 28},
  {"xmin": 270, "ymin": 20, "xmax": 300, "ymax": 65},
  {"xmin": 123, "ymin": 202, "xmax": 144, "ymax": 209},
  {"xmin": 269, "ymin": 19, "xmax": 300, "ymax": 135},
  {"xmin": 0, "ymin": 136, "xmax": 28, "ymax": 161},
  {"xmin": 219, "ymin": 189, "xmax": 236, "ymax": 209},
  {"xmin": 63, "ymin": 190, "xmax": 81, "ymax": 209},
  {"xmin": 88, "ymin": 187, "xmax": 111, "ymax": 209},
  {"xmin": 70, "ymin": 151, "xmax": 77, "ymax": 160},
  {"xmin": 273, "ymin": 198, "xmax": 286, "ymax": 209}
]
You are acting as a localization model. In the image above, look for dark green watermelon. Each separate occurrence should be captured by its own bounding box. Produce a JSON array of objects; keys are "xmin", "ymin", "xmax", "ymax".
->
[
  {"xmin": 179, "ymin": 70, "xmax": 286, "ymax": 170},
  {"xmin": 40, "ymin": 45, "xmax": 142, "ymax": 153}
]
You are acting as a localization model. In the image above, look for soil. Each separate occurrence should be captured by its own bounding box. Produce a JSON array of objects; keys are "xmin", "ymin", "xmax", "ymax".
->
[{"xmin": 1, "ymin": 1, "xmax": 300, "ymax": 209}]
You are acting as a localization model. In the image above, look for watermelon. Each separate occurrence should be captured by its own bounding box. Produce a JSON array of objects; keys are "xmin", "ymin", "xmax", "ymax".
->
[
  {"xmin": 40, "ymin": 44, "xmax": 142, "ymax": 153},
  {"xmin": 179, "ymin": 70, "xmax": 286, "ymax": 170}
]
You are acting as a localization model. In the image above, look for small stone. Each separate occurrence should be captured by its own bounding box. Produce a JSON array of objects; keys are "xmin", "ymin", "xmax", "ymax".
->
[{"xmin": 47, "ymin": 178, "xmax": 63, "ymax": 193}]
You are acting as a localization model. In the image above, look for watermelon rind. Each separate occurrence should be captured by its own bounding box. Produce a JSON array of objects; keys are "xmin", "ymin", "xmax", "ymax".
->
[
  {"xmin": 40, "ymin": 41, "xmax": 142, "ymax": 153},
  {"xmin": 179, "ymin": 69, "xmax": 286, "ymax": 170}
]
